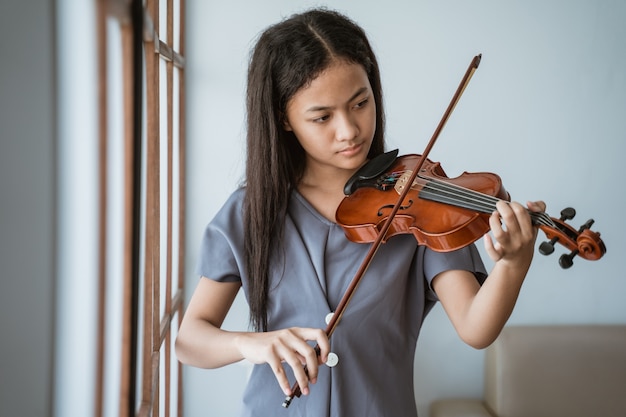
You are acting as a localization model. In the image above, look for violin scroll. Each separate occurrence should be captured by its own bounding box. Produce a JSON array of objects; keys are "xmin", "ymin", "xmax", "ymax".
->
[{"xmin": 537, "ymin": 207, "xmax": 606, "ymax": 268}]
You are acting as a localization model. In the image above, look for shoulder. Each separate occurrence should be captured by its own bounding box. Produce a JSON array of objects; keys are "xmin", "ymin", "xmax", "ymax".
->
[
  {"xmin": 223, "ymin": 186, "xmax": 246, "ymax": 209},
  {"xmin": 202, "ymin": 187, "xmax": 246, "ymax": 240},
  {"xmin": 215, "ymin": 187, "xmax": 246, "ymax": 219},
  {"xmin": 195, "ymin": 188, "xmax": 248, "ymax": 278}
]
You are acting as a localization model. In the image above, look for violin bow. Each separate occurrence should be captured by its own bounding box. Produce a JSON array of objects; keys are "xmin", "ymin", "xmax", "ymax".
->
[{"xmin": 282, "ymin": 54, "xmax": 482, "ymax": 407}]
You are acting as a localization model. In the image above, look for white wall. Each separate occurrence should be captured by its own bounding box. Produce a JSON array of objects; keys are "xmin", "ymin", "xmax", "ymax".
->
[
  {"xmin": 185, "ymin": 1, "xmax": 626, "ymax": 416},
  {"xmin": 0, "ymin": 1, "xmax": 56, "ymax": 416}
]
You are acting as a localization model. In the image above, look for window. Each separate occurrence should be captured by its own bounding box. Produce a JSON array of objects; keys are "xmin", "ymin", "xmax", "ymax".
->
[{"xmin": 95, "ymin": 1, "xmax": 185, "ymax": 416}]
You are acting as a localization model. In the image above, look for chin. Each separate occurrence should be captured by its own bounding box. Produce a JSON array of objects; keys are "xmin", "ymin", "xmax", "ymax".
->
[{"xmin": 341, "ymin": 156, "xmax": 368, "ymax": 173}]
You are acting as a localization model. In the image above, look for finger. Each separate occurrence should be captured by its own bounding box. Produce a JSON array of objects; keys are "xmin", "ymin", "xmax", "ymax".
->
[
  {"xmin": 496, "ymin": 200, "xmax": 523, "ymax": 235},
  {"xmin": 483, "ymin": 233, "xmax": 503, "ymax": 262},
  {"xmin": 510, "ymin": 201, "xmax": 534, "ymax": 236},
  {"xmin": 525, "ymin": 200, "xmax": 545, "ymax": 239},
  {"xmin": 266, "ymin": 355, "xmax": 293, "ymax": 396},
  {"xmin": 527, "ymin": 200, "xmax": 546, "ymax": 213},
  {"xmin": 292, "ymin": 328, "xmax": 328, "ymax": 385},
  {"xmin": 284, "ymin": 329, "xmax": 326, "ymax": 394},
  {"xmin": 265, "ymin": 329, "xmax": 315, "ymax": 396},
  {"xmin": 310, "ymin": 328, "xmax": 330, "ymax": 364},
  {"xmin": 279, "ymin": 345, "xmax": 313, "ymax": 395},
  {"xmin": 489, "ymin": 206, "xmax": 506, "ymax": 241}
]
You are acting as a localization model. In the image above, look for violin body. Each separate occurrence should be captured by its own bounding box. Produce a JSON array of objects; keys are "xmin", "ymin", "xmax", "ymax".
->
[{"xmin": 336, "ymin": 154, "xmax": 510, "ymax": 252}]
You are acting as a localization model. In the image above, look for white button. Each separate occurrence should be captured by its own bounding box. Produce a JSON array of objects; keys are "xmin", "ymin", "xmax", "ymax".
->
[
  {"xmin": 325, "ymin": 312, "xmax": 334, "ymax": 325},
  {"xmin": 326, "ymin": 352, "xmax": 339, "ymax": 368}
]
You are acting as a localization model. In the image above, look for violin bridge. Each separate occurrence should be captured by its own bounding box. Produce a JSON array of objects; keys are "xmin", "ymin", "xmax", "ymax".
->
[{"xmin": 394, "ymin": 170, "xmax": 414, "ymax": 195}]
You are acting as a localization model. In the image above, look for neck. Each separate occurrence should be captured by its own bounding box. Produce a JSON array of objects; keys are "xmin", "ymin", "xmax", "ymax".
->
[
  {"xmin": 300, "ymin": 174, "xmax": 349, "ymax": 197},
  {"xmin": 300, "ymin": 165, "xmax": 357, "ymax": 194},
  {"xmin": 298, "ymin": 166, "xmax": 358, "ymax": 223}
]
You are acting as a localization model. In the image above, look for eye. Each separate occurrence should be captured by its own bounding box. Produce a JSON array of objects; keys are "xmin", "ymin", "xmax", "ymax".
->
[
  {"xmin": 312, "ymin": 114, "xmax": 330, "ymax": 123},
  {"xmin": 354, "ymin": 98, "xmax": 369, "ymax": 109}
]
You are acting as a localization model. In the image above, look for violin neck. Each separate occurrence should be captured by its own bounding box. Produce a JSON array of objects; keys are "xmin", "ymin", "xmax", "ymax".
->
[{"xmin": 419, "ymin": 177, "xmax": 553, "ymax": 228}]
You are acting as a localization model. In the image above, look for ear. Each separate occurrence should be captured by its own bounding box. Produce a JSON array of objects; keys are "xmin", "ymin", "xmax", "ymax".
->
[{"xmin": 280, "ymin": 112, "xmax": 293, "ymax": 131}]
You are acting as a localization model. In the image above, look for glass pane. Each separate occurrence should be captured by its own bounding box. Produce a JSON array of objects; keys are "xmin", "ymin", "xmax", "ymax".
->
[
  {"xmin": 159, "ymin": 348, "xmax": 166, "ymax": 417},
  {"xmin": 173, "ymin": 0, "xmax": 180, "ymax": 53},
  {"xmin": 159, "ymin": 57, "xmax": 169, "ymax": 318},
  {"xmin": 103, "ymin": 16, "xmax": 124, "ymax": 417},
  {"xmin": 135, "ymin": 50, "xmax": 149, "ymax": 413},
  {"xmin": 170, "ymin": 312, "xmax": 180, "ymax": 416},
  {"xmin": 171, "ymin": 66, "xmax": 180, "ymax": 294},
  {"xmin": 159, "ymin": 0, "xmax": 168, "ymax": 44}
]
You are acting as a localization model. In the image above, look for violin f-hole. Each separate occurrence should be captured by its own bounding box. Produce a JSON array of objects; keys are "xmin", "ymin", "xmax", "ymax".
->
[{"xmin": 378, "ymin": 199, "xmax": 414, "ymax": 216}]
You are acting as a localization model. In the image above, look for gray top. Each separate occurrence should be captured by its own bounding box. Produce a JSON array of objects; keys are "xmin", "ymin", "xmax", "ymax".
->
[{"xmin": 196, "ymin": 188, "xmax": 487, "ymax": 417}]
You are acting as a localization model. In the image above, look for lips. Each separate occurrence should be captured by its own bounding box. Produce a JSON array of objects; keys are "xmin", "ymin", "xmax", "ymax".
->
[{"xmin": 338, "ymin": 142, "xmax": 363, "ymax": 156}]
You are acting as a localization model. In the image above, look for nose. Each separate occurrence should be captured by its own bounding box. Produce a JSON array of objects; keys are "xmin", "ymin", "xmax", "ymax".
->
[{"xmin": 335, "ymin": 112, "xmax": 359, "ymax": 142}]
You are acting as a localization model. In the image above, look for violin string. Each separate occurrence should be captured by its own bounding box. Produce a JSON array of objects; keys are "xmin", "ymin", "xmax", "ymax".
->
[
  {"xmin": 421, "ymin": 177, "xmax": 554, "ymax": 227},
  {"xmin": 423, "ymin": 176, "xmax": 555, "ymax": 227},
  {"xmin": 411, "ymin": 174, "xmax": 555, "ymax": 228}
]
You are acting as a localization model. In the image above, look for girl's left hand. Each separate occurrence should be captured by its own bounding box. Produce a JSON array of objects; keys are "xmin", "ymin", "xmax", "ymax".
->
[{"xmin": 483, "ymin": 200, "xmax": 546, "ymax": 267}]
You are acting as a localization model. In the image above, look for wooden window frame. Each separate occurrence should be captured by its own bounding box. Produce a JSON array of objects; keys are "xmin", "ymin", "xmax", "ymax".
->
[{"xmin": 95, "ymin": 0, "xmax": 186, "ymax": 416}]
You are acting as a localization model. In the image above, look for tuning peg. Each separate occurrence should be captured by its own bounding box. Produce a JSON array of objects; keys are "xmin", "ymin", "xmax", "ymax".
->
[
  {"xmin": 555, "ymin": 219, "xmax": 596, "ymax": 268},
  {"xmin": 539, "ymin": 239, "xmax": 556, "ymax": 255},
  {"xmin": 538, "ymin": 207, "xmax": 578, "ymax": 256},
  {"xmin": 578, "ymin": 218, "xmax": 595, "ymax": 232},
  {"xmin": 539, "ymin": 208, "xmax": 573, "ymax": 255},
  {"xmin": 560, "ymin": 207, "xmax": 576, "ymax": 221},
  {"xmin": 559, "ymin": 250, "xmax": 577, "ymax": 269}
]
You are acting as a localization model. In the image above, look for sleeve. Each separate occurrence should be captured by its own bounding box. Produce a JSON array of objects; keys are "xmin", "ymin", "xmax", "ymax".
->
[
  {"xmin": 194, "ymin": 189, "xmax": 246, "ymax": 283},
  {"xmin": 422, "ymin": 243, "xmax": 488, "ymax": 300}
]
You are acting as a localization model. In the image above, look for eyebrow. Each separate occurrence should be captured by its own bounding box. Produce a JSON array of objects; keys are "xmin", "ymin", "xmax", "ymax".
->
[{"xmin": 305, "ymin": 87, "xmax": 369, "ymax": 113}]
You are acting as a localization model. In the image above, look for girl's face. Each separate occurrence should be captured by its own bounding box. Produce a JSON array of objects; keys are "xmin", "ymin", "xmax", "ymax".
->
[{"xmin": 284, "ymin": 61, "xmax": 376, "ymax": 180}]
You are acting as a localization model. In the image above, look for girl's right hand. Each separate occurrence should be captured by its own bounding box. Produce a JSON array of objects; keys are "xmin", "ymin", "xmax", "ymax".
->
[
  {"xmin": 176, "ymin": 279, "xmax": 329, "ymax": 396},
  {"xmin": 234, "ymin": 327, "xmax": 330, "ymax": 396}
]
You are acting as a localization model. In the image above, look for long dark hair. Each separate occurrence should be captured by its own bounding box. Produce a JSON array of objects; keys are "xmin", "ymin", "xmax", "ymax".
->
[{"xmin": 243, "ymin": 8, "xmax": 385, "ymax": 331}]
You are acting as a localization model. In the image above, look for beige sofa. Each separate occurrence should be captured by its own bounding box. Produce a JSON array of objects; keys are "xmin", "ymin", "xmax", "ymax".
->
[{"xmin": 430, "ymin": 325, "xmax": 626, "ymax": 417}]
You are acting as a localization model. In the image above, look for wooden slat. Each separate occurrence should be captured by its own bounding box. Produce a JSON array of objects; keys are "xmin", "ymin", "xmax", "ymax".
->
[
  {"xmin": 119, "ymin": 15, "xmax": 136, "ymax": 417},
  {"xmin": 144, "ymin": 1, "xmax": 164, "ymax": 417},
  {"xmin": 106, "ymin": 0, "xmax": 132, "ymax": 23},
  {"xmin": 159, "ymin": 290, "xmax": 183, "ymax": 343},
  {"xmin": 176, "ymin": 1, "xmax": 186, "ymax": 414},
  {"xmin": 164, "ymin": 1, "xmax": 174, "ymax": 414},
  {"xmin": 95, "ymin": 0, "xmax": 109, "ymax": 416},
  {"xmin": 142, "ymin": 0, "xmax": 160, "ymax": 413},
  {"xmin": 136, "ymin": 352, "xmax": 161, "ymax": 417}
]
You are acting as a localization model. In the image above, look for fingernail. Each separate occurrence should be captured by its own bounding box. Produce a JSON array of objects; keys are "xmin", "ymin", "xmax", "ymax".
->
[
  {"xmin": 302, "ymin": 386, "xmax": 310, "ymax": 396},
  {"xmin": 283, "ymin": 387, "xmax": 291, "ymax": 396}
]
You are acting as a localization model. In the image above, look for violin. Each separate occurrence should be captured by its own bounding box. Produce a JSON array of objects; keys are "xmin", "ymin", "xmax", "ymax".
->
[
  {"xmin": 337, "ymin": 149, "xmax": 606, "ymax": 268},
  {"xmin": 281, "ymin": 54, "xmax": 606, "ymax": 408}
]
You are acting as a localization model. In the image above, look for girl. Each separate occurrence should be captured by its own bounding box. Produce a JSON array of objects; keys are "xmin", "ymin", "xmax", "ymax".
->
[{"xmin": 176, "ymin": 8, "xmax": 544, "ymax": 417}]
